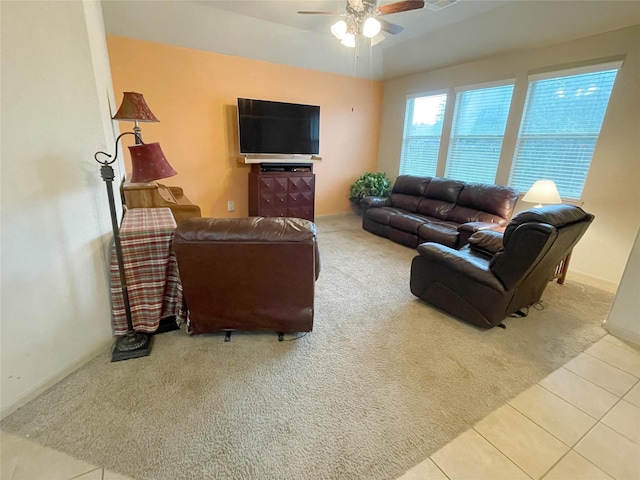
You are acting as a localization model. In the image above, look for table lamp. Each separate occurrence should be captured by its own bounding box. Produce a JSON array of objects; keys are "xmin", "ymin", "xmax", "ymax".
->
[
  {"xmin": 112, "ymin": 92, "xmax": 159, "ymax": 145},
  {"xmin": 522, "ymin": 180, "xmax": 562, "ymax": 208},
  {"xmin": 94, "ymin": 132, "xmax": 177, "ymax": 361}
]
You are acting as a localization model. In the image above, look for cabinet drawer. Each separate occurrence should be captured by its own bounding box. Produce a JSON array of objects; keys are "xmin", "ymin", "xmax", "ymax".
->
[{"xmin": 248, "ymin": 168, "xmax": 315, "ymax": 221}]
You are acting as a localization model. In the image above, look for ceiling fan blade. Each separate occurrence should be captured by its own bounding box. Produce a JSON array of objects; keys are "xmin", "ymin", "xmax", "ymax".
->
[
  {"xmin": 298, "ymin": 11, "xmax": 344, "ymax": 15},
  {"xmin": 378, "ymin": 18, "xmax": 404, "ymax": 35},
  {"xmin": 377, "ymin": 1, "xmax": 425, "ymax": 15}
]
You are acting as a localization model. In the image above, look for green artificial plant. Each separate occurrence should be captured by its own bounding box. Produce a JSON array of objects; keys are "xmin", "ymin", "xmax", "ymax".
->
[{"xmin": 349, "ymin": 172, "xmax": 391, "ymax": 205}]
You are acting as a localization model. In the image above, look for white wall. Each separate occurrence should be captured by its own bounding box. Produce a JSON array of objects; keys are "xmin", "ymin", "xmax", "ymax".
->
[
  {"xmin": 604, "ymin": 228, "xmax": 640, "ymax": 345},
  {"xmin": 0, "ymin": 0, "xmax": 121, "ymax": 416},
  {"xmin": 377, "ymin": 26, "xmax": 640, "ymax": 286}
]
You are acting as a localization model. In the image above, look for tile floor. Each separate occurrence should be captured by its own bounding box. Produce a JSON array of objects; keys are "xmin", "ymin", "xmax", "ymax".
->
[
  {"xmin": 399, "ymin": 334, "xmax": 640, "ymax": 480},
  {"xmin": 1, "ymin": 335, "xmax": 638, "ymax": 480}
]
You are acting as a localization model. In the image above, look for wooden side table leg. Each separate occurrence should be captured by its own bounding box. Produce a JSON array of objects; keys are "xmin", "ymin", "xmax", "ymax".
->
[{"xmin": 557, "ymin": 250, "xmax": 572, "ymax": 284}]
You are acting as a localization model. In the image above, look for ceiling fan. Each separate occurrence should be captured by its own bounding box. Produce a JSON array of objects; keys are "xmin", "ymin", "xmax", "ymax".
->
[{"xmin": 298, "ymin": 0, "xmax": 426, "ymax": 47}]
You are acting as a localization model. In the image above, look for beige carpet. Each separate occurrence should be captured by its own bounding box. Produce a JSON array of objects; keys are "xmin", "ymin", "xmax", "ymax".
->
[{"xmin": 1, "ymin": 214, "xmax": 614, "ymax": 480}]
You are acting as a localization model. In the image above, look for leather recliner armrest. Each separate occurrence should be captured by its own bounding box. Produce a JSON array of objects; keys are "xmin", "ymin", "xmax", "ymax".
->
[
  {"xmin": 416, "ymin": 243, "xmax": 505, "ymax": 291},
  {"xmin": 457, "ymin": 221, "xmax": 505, "ymax": 247},
  {"xmin": 468, "ymin": 230, "xmax": 504, "ymax": 257}
]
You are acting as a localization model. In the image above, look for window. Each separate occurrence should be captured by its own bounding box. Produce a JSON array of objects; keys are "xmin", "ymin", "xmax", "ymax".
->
[
  {"xmin": 510, "ymin": 62, "xmax": 621, "ymax": 200},
  {"xmin": 445, "ymin": 81, "xmax": 514, "ymax": 184},
  {"xmin": 399, "ymin": 92, "xmax": 447, "ymax": 177}
]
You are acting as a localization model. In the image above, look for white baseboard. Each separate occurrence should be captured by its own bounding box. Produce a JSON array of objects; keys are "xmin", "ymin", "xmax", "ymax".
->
[
  {"xmin": 566, "ymin": 269, "xmax": 619, "ymax": 294},
  {"xmin": 1, "ymin": 339, "xmax": 112, "ymax": 420},
  {"xmin": 602, "ymin": 320, "xmax": 640, "ymax": 347}
]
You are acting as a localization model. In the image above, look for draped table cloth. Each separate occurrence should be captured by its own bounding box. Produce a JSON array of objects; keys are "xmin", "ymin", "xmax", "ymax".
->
[{"xmin": 110, "ymin": 207, "xmax": 187, "ymax": 334}]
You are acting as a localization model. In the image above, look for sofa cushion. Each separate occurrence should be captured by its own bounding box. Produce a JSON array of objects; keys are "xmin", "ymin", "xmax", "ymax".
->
[
  {"xmin": 418, "ymin": 221, "xmax": 459, "ymax": 248},
  {"xmin": 362, "ymin": 217, "xmax": 390, "ymax": 239},
  {"xmin": 392, "ymin": 175, "xmax": 431, "ymax": 196},
  {"xmin": 389, "ymin": 213, "xmax": 430, "ymax": 233},
  {"xmin": 447, "ymin": 205, "xmax": 508, "ymax": 226},
  {"xmin": 390, "ymin": 193, "xmax": 422, "ymax": 212},
  {"xmin": 365, "ymin": 206, "xmax": 405, "ymax": 225},
  {"xmin": 416, "ymin": 178, "xmax": 465, "ymax": 219},
  {"xmin": 389, "ymin": 229, "xmax": 420, "ymax": 248},
  {"xmin": 416, "ymin": 199, "xmax": 454, "ymax": 220},
  {"xmin": 424, "ymin": 177, "xmax": 465, "ymax": 202},
  {"xmin": 448, "ymin": 183, "xmax": 519, "ymax": 226}
]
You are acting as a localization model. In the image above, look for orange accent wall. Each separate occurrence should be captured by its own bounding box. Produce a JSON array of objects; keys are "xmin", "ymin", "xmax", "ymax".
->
[{"xmin": 106, "ymin": 35, "xmax": 383, "ymax": 217}]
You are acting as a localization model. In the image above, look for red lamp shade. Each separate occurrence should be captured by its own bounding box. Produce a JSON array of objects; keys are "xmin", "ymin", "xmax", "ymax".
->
[
  {"xmin": 128, "ymin": 143, "xmax": 177, "ymax": 183},
  {"xmin": 113, "ymin": 92, "xmax": 159, "ymax": 122}
]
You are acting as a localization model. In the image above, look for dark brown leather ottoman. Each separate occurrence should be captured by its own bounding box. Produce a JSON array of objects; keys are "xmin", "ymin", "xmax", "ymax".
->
[{"xmin": 173, "ymin": 217, "xmax": 319, "ymax": 336}]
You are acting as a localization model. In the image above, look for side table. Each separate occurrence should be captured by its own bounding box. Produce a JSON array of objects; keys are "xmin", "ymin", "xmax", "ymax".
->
[
  {"xmin": 552, "ymin": 250, "xmax": 572, "ymax": 284},
  {"xmin": 109, "ymin": 207, "xmax": 187, "ymax": 335}
]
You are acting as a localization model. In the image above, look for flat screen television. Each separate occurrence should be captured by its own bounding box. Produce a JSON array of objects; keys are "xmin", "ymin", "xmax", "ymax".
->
[{"xmin": 237, "ymin": 98, "xmax": 320, "ymax": 155}]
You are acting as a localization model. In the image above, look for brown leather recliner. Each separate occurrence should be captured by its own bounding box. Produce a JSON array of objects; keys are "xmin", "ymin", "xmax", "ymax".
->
[
  {"xmin": 410, "ymin": 205, "xmax": 594, "ymax": 328},
  {"xmin": 173, "ymin": 217, "xmax": 320, "ymax": 336}
]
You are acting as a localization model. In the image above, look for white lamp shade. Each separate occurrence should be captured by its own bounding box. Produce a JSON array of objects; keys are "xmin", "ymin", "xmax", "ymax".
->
[
  {"xmin": 331, "ymin": 20, "xmax": 348, "ymax": 39},
  {"xmin": 523, "ymin": 180, "xmax": 562, "ymax": 206},
  {"xmin": 341, "ymin": 33, "xmax": 356, "ymax": 48},
  {"xmin": 362, "ymin": 17, "xmax": 381, "ymax": 38}
]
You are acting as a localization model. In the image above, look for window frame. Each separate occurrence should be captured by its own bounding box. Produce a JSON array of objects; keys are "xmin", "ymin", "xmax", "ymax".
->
[
  {"xmin": 508, "ymin": 61, "xmax": 623, "ymax": 201},
  {"xmin": 444, "ymin": 78, "xmax": 515, "ymax": 184},
  {"xmin": 398, "ymin": 89, "xmax": 449, "ymax": 178}
]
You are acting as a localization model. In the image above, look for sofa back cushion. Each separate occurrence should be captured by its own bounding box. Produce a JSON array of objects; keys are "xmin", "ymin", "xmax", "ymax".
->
[
  {"xmin": 447, "ymin": 183, "xmax": 519, "ymax": 226},
  {"xmin": 390, "ymin": 175, "xmax": 431, "ymax": 212},
  {"xmin": 416, "ymin": 177, "xmax": 465, "ymax": 219},
  {"xmin": 392, "ymin": 175, "xmax": 431, "ymax": 196}
]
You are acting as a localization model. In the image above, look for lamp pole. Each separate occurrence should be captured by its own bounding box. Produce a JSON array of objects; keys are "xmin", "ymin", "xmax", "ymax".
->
[{"xmin": 95, "ymin": 132, "xmax": 152, "ymax": 361}]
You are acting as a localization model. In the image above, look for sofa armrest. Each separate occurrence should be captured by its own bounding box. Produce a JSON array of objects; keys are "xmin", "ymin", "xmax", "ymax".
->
[
  {"xmin": 457, "ymin": 221, "xmax": 505, "ymax": 247},
  {"xmin": 361, "ymin": 196, "xmax": 391, "ymax": 210},
  {"xmin": 416, "ymin": 243, "xmax": 504, "ymax": 291}
]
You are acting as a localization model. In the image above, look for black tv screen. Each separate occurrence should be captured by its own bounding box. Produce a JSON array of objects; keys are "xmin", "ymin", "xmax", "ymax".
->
[{"xmin": 237, "ymin": 98, "xmax": 320, "ymax": 155}]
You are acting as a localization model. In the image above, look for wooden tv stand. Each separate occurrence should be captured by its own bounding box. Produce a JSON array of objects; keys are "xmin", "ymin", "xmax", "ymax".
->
[{"xmin": 248, "ymin": 163, "xmax": 315, "ymax": 222}]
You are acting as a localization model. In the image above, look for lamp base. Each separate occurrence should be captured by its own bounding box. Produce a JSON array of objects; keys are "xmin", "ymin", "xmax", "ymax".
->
[{"xmin": 111, "ymin": 332, "xmax": 152, "ymax": 362}]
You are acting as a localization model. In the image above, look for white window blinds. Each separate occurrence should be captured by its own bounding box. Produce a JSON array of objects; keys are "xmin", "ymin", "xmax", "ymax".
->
[
  {"xmin": 399, "ymin": 93, "xmax": 448, "ymax": 177},
  {"xmin": 509, "ymin": 63, "xmax": 621, "ymax": 200},
  {"xmin": 445, "ymin": 82, "xmax": 514, "ymax": 184}
]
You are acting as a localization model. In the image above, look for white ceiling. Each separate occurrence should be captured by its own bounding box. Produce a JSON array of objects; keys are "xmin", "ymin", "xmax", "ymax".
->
[
  {"xmin": 101, "ymin": 0, "xmax": 640, "ymax": 80},
  {"xmin": 193, "ymin": 0, "xmax": 510, "ymax": 47}
]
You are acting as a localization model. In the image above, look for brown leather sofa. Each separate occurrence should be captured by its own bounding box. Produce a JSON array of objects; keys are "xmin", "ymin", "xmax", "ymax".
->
[
  {"xmin": 409, "ymin": 204, "xmax": 594, "ymax": 328},
  {"xmin": 173, "ymin": 217, "xmax": 320, "ymax": 336},
  {"xmin": 362, "ymin": 175, "xmax": 519, "ymax": 249}
]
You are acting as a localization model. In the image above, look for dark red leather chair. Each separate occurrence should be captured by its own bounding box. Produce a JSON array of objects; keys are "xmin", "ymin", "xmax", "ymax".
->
[
  {"xmin": 410, "ymin": 205, "xmax": 594, "ymax": 328},
  {"xmin": 173, "ymin": 217, "xmax": 319, "ymax": 336}
]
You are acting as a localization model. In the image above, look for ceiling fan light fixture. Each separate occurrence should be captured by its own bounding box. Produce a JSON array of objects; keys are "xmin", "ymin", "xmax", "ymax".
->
[
  {"xmin": 362, "ymin": 17, "xmax": 381, "ymax": 38},
  {"xmin": 331, "ymin": 20, "xmax": 348, "ymax": 39},
  {"xmin": 341, "ymin": 33, "xmax": 356, "ymax": 48}
]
